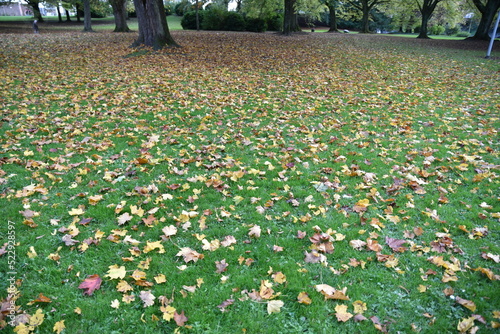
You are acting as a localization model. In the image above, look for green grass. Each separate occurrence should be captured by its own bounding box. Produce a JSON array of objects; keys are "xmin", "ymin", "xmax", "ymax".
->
[{"xmin": 0, "ymin": 31, "xmax": 499, "ymax": 333}]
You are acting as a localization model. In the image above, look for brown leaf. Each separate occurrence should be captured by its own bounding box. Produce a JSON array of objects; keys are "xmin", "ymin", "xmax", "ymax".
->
[{"xmin": 174, "ymin": 310, "xmax": 188, "ymax": 326}]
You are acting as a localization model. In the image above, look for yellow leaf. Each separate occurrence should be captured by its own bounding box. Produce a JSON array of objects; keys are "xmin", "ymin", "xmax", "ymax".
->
[
  {"xmin": 161, "ymin": 305, "xmax": 176, "ymax": 321},
  {"xmin": 267, "ymin": 300, "xmax": 284, "ymax": 314},
  {"xmin": 110, "ymin": 299, "xmax": 120, "ymax": 309},
  {"xmin": 27, "ymin": 246, "xmax": 37, "ymax": 258},
  {"xmin": 352, "ymin": 300, "xmax": 367, "ymax": 314},
  {"xmin": 297, "ymin": 292, "xmax": 312, "ymax": 305},
  {"xmin": 88, "ymin": 194, "xmax": 103, "ymax": 205},
  {"xmin": 273, "ymin": 272, "xmax": 287, "ymax": 284},
  {"xmin": 154, "ymin": 274, "xmax": 167, "ymax": 284},
  {"xmin": 418, "ymin": 285, "xmax": 427, "ymax": 293},
  {"xmin": 105, "ymin": 265, "xmax": 126, "ymax": 280},
  {"xmin": 13, "ymin": 324, "xmax": 31, "ymax": 334},
  {"xmin": 68, "ymin": 208, "xmax": 84, "ymax": 216},
  {"xmin": 335, "ymin": 304, "xmax": 353, "ymax": 322},
  {"xmin": 29, "ymin": 308, "xmax": 45, "ymax": 327},
  {"xmin": 52, "ymin": 320, "xmax": 66, "ymax": 334},
  {"xmin": 457, "ymin": 316, "xmax": 475, "ymax": 333}
]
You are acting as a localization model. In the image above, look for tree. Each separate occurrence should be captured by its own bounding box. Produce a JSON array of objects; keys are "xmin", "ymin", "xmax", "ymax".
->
[
  {"xmin": 415, "ymin": 0, "xmax": 445, "ymax": 38},
  {"xmin": 26, "ymin": 0, "xmax": 44, "ymax": 22},
  {"xmin": 470, "ymin": 0, "xmax": 500, "ymax": 40},
  {"xmin": 82, "ymin": 0, "xmax": 93, "ymax": 31},
  {"xmin": 110, "ymin": 0, "xmax": 131, "ymax": 32},
  {"xmin": 132, "ymin": 0, "xmax": 178, "ymax": 49},
  {"xmin": 346, "ymin": 0, "xmax": 386, "ymax": 33},
  {"xmin": 283, "ymin": 0, "xmax": 300, "ymax": 34},
  {"xmin": 325, "ymin": 0, "xmax": 339, "ymax": 32}
]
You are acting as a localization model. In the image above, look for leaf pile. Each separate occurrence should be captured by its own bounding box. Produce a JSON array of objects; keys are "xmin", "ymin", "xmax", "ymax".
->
[{"xmin": 0, "ymin": 31, "xmax": 499, "ymax": 333}]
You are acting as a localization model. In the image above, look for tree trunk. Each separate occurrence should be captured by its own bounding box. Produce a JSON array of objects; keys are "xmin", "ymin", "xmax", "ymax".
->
[
  {"xmin": 327, "ymin": 1, "xmax": 339, "ymax": 32},
  {"xmin": 471, "ymin": 0, "xmax": 500, "ymax": 40},
  {"xmin": 82, "ymin": 0, "xmax": 93, "ymax": 32},
  {"xmin": 417, "ymin": 11, "xmax": 430, "ymax": 38},
  {"xmin": 27, "ymin": 0, "xmax": 43, "ymax": 22},
  {"xmin": 132, "ymin": 0, "xmax": 178, "ymax": 49},
  {"xmin": 361, "ymin": 1, "xmax": 370, "ymax": 33},
  {"xmin": 416, "ymin": 0, "xmax": 441, "ymax": 39},
  {"xmin": 111, "ymin": 0, "xmax": 131, "ymax": 32},
  {"xmin": 283, "ymin": 0, "xmax": 300, "ymax": 35},
  {"xmin": 65, "ymin": 9, "xmax": 71, "ymax": 22},
  {"xmin": 57, "ymin": 5, "xmax": 62, "ymax": 23}
]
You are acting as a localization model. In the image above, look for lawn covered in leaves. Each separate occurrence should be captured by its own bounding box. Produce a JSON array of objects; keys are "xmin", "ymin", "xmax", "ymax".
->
[{"xmin": 0, "ymin": 31, "xmax": 499, "ymax": 333}]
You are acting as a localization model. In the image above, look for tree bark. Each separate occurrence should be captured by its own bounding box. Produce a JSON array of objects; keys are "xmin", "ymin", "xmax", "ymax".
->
[
  {"xmin": 361, "ymin": 0, "xmax": 370, "ymax": 33},
  {"xmin": 65, "ymin": 9, "xmax": 72, "ymax": 22},
  {"xmin": 283, "ymin": 0, "xmax": 300, "ymax": 35},
  {"xmin": 132, "ymin": 0, "xmax": 178, "ymax": 49},
  {"xmin": 327, "ymin": 1, "xmax": 339, "ymax": 32},
  {"xmin": 416, "ymin": 0, "xmax": 442, "ymax": 39},
  {"xmin": 27, "ymin": 0, "xmax": 43, "ymax": 22},
  {"xmin": 111, "ymin": 0, "xmax": 131, "ymax": 32},
  {"xmin": 82, "ymin": 0, "xmax": 93, "ymax": 32},
  {"xmin": 57, "ymin": 5, "xmax": 62, "ymax": 23},
  {"xmin": 471, "ymin": 0, "xmax": 500, "ymax": 40}
]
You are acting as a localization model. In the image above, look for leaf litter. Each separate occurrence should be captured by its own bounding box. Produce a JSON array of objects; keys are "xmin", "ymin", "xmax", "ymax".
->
[{"xmin": 0, "ymin": 31, "xmax": 499, "ymax": 333}]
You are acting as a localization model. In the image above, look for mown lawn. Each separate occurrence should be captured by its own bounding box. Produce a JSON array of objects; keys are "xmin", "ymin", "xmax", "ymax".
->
[{"xmin": 0, "ymin": 30, "xmax": 499, "ymax": 334}]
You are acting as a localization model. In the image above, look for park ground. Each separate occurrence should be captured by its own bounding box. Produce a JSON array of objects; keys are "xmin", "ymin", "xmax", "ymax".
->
[{"xmin": 0, "ymin": 21, "xmax": 499, "ymax": 334}]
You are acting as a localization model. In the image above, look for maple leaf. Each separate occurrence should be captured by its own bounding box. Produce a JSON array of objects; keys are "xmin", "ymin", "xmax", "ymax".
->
[
  {"xmin": 385, "ymin": 237, "xmax": 407, "ymax": 252},
  {"xmin": 335, "ymin": 304, "xmax": 353, "ymax": 322},
  {"xmin": 139, "ymin": 291, "xmax": 155, "ymax": 307},
  {"xmin": 110, "ymin": 299, "xmax": 120, "ymax": 309},
  {"xmin": 162, "ymin": 225, "xmax": 177, "ymax": 237},
  {"xmin": 297, "ymin": 292, "xmax": 312, "ymax": 305},
  {"xmin": 455, "ymin": 296, "xmax": 476, "ymax": 312},
  {"xmin": 78, "ymin": 275, "xmax": 102, "ymax": 296},
  {"xmin": 28, "ymin": 293, "xmax": 52, "ymax": 305},
  {"xmin": 154, "ymin": 274, "xmax": 167, "ymax": 284},
  {"xmin": 117, "ymin": 212, "xmax": 133, "ymax": 225},
  {"xmin": 217, "ymin": 299, "xmax": 235, "ymax": 312},
  {"xmin": 353, "ymin": 300, "xmax": 367, "ymax": 314},
  {"xmin": 267, "ymin": 300, "xmax": 284, "ymax": 314},
  {"xmin": 221, "ymin": 235, "xmax": 237, "ymax": 247},
  {"xmin": 176, "ymin": 247, "xmax": 204, "ymax": 263},
  {"xmin": 105, "ymin": 264, "xmax": 126, "ymax": 280},
  {"xmin": 248, "ymin": 225, "xmax": 261, "ymax": 238},
  {"xmin": 53, "ymin": 320, "xmax": 66, "ymax": 333},
  {"xmin": 174, "ymin": 310, "xmax": 188, "ymax": 326},
  {"xmin": 215, "ymin": 259, "xmax": 229, "ymax": 273},
  {"xmin": 116, "ymin": 280, "xmax": 133, "ymax": 293}
]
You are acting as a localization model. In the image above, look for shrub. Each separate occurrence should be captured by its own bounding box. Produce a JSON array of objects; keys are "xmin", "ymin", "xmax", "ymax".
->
[
  {"xmin": 266, "ymin": 15, "xmax": 282, "ymax": 31},
  {"xmin": 202, "ymin": 7, "xmax": 226, "ymax": 30},
  {"xmin": 246, "ymin": 17, "xmax": 267, "ymax": 33},
  {"xmin": 224, "ymin": 12, "xmax": 246, "ymax": 31},
  {"xmin": 181, "ymin": 10, "xmax": 205, "ymax": 30},
  {"xmin": 429, "ymin": 25, "xmax": 445, "ymax": 35}
]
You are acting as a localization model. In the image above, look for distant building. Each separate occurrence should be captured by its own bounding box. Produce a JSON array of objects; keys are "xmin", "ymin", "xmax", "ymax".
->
[{"xmin": 0, "ymin": 1, "xmax": 32, "ymax": 16}]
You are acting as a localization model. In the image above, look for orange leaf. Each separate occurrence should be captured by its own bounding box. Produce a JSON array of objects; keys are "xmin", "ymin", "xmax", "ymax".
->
[{"xmin": 78, "ymin": 274, "xmax": 102, "ymax": 296}]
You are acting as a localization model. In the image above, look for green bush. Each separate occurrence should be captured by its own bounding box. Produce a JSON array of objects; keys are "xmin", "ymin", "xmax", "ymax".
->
[
  {"xmin": 224, "ymin": 12, "xmax": 246, "ymax": 31},
  {"xmin": 246, "ymin": 17, "xmax": 267, "ymax": 32},
  {"xmin": 181, "ymin": 10, "xmax": 205, "ymax": 30},
  {"xmin": 266, "ymin": 15, "xmax": 282, "ymax": 31},
  {"xmin": 429, "ymin": 25, "xmax": 445, "ymax": 35},
  {"xmin": 202, "ymin": 7, "xmax": 226, "ymax": 30}
]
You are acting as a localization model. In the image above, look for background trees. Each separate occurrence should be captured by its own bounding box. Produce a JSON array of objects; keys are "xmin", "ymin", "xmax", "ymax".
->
[{"xmin": 13, "ymin": 0, "xmax": 500, "ymax": 42}]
